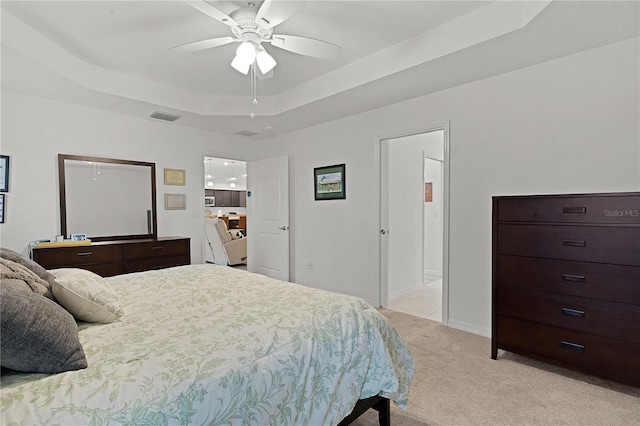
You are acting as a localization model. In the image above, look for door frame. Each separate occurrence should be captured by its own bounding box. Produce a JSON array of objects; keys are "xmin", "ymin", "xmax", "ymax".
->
[
  {"xmin": 379, "ymin": 122, "xmax": 450, "ymax": 325},
  {"xmin": 202, "ymin": 155, "xmax": 249, "ymax": 264}
]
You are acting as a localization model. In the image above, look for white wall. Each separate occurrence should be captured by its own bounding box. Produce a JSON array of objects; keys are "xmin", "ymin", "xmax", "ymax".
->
[
  {"xmin": 0, "ymin": 91, "xmax": 260, "ymax": 260},
  {"xmin": 259, "ymin": 37, "xmax": 640, "ymax": 336},
  {"xmin": 1, "ymin": 37, "xmax": 637, "ymax": 337}
]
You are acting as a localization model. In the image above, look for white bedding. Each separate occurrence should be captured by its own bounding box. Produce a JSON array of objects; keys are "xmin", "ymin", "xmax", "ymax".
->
[{"xmin": 1, "ymin": 264, "xmax": 414, "ymax": 425}]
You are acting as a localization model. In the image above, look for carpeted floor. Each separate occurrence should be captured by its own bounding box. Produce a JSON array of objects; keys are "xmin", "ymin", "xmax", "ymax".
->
[{"xmin": 352, "ymin": 308, "xmax": 640, "ymax": 426}]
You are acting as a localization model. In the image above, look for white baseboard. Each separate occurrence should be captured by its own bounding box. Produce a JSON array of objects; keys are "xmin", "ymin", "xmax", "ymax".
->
[
  {"xmin": 447, "ymin": 319, "xmax": 491, "ymax": 338},
  {"xmin": 424, "ymin": 270, "xmax": 442, "ymax": 283}
]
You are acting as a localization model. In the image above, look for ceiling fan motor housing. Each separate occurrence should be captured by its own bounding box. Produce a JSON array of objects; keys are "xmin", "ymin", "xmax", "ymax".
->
[{"xmin": 230, "ymin": 8, "xmax": 273, "ymax": 46}]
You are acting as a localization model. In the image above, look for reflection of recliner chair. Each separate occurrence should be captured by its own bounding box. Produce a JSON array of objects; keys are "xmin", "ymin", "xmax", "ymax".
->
[{"xmin": 204, "ymin": 219, "xmax": 247, "ymax": 266}]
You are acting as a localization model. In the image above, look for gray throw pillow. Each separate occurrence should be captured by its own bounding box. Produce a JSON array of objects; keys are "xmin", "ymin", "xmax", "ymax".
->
[
  {"xmin": 0, "ymin": 248, "xmax": 56, "ymax": 299},
  {"xmin": 0, "ymin": 281, "xmax": 88, "ymax": 374}
]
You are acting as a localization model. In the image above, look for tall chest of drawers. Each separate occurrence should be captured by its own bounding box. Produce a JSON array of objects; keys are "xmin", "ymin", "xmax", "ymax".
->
[{"xmin": 492, "ymin": 192, "xmax": 640, "ymax": 386}]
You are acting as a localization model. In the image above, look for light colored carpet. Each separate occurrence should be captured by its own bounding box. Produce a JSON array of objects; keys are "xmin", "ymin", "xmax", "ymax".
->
[{"xmin": 352, "ymin": 308, "xmax": 640, "ymax": 426}]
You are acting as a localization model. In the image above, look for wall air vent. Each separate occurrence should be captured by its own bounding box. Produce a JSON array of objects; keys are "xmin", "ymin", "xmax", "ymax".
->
[
  {"xmin": 149, "ymin": 111, "xmax": 181, "ymax": 123},
  {"xmin": 235, "ymin": 130, "xmax": 259, "ymax": 137}
]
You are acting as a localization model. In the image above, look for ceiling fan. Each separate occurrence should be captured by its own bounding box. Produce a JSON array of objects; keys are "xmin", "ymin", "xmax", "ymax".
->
[{"xmin": 172, "ymin": 0, "xmax": 341, "ymax": 77}]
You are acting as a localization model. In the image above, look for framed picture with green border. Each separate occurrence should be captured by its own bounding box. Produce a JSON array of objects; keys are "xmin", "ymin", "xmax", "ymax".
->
[{"xmin": 314, "ymin": 164, "xmax": 346, "ymax": 200}]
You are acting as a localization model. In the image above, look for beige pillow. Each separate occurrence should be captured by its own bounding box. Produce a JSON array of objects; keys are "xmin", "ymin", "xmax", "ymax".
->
[
  {"xmin": 0, "ymin": 248, "xmax": 55, "ymax": 299},
  {"xmin": 51, "ymin": 269, "xmax": 123, "ymax": 323}
]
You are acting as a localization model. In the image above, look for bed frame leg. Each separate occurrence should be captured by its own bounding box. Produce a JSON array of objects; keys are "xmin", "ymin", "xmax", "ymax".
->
[
  {"xmin": 374, "ymin": 397, "xmax": 390, "ymax": 426},
  {"xmin": 337, "ymin": 396, "xmax": 390, "ymax": 426}
]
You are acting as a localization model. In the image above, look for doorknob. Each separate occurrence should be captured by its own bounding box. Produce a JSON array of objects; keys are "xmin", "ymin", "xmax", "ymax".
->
[
  {"xmin": 278, "ymin": 225, "xmax": 289, "ymax": 231},
  {"xmin": 380, "ymin": 229, "xmax": 387, "ymax": 235}
]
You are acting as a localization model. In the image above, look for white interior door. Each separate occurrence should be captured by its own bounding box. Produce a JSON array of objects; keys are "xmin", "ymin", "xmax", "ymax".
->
[{"xmin": 247, "ymin": 156, "xmax": 289, "ymax": 281}]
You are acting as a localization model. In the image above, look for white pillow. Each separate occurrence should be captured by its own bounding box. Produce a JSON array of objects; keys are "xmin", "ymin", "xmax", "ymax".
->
[{"xmin": 51, "ymin": 268, "xmax": 123, "ymax": 323}]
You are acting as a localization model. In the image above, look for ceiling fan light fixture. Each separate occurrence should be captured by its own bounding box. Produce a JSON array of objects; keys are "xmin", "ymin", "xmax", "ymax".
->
[
  {"xmin": 231, "ymin": 41, "xmax": 257, "ymax": 74},
  {"xmin": 256, "ymin": 45, "xmax": 277, "ymax": 74},
  {"xmin": 230, "ymin": 56, "xmax": 251, "ymax": 74}
]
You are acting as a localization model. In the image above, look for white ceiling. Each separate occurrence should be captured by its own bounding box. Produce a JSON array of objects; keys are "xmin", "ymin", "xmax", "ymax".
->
[{"xmin": 2, "ymin": 1, "xmax": 638, "ymax": 140}]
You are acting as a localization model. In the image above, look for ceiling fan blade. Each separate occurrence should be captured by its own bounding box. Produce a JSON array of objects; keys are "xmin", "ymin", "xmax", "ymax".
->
[
  {"xmin": 171, "ymin": 36, "xmax": 237, "ymax": 53},
  {"xmin": 270, "ymin": 34, "xmax": 341, "ymax": 59},
  {"xmin": 255, "ymin": 0, "xmax": 305, "ymax": 29},
  {"xmin": 184, "ymin": 0, "xmax": 238, "ymax": 27}
]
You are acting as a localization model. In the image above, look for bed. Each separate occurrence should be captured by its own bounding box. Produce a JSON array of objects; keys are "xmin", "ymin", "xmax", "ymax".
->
[{"xmin": 1, "ymin": 260, "xmax": 414, "ymax": 425}]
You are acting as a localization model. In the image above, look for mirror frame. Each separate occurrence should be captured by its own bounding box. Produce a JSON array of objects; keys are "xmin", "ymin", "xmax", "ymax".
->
[{"xmin": 59, "ymin": 154, "xmax": 158, "ymax": 242}]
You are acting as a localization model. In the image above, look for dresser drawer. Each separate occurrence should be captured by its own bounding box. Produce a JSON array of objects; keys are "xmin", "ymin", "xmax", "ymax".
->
[
  {"xmin": 496, "ymin": 194, "xmax": 640, "ymax": 224},
  {"xmin": 497, "ymin": 316, "xmax": 640, "ymax": 386},
  {"xmin": 33, "ymin": 244, "xmax": 123, "ymax": 268},
  {"xmin": 497, "ymin": 286, "xmax": 640, "ymax": 343},
  {"xmin": 125, "ymin": 256, "xmax": 190, "ymax": 273},
  {"xmin": 123, "ymin": 238, "xmax": 189, "ymax": 260},
  {"xmin": 496, "ymin": 255, "xmax": 640, "ymax": 305},
  {"xmin": 497, "ymin": 224, "xmax": 640, "ymax": 266}
]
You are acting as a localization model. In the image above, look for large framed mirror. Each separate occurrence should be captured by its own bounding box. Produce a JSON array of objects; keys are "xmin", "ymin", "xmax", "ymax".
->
[{"xmin": 59, "ymin": 154, "xmax": 157, "ymax": 242}]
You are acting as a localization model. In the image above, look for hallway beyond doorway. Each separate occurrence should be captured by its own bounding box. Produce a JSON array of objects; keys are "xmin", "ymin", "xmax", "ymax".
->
[{"xmin": 388, "ymin": 277, "xmax": 442, "ymax": 321}]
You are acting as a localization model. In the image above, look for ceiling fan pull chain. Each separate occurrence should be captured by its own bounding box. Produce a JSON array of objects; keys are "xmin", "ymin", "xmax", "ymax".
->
[{"xmin": 250, "ymin": 64, "xmax": 257, "ymax": 118}]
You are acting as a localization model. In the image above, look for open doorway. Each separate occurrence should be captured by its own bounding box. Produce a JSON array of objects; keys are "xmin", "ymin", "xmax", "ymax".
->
[
  {"xmin": 381, "ymin": 126, "xmax": 449, "ymax": 323},
  {"xmin": 203, "ymin": 156, "xmax": 248, "ymax": 265}
]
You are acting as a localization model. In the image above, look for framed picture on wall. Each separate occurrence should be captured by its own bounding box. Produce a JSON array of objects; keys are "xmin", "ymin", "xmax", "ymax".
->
[
  {"xmin": 0, "ymin": 194, "xmax": 5, "ymax": 223},
  {"xmin": 164, "ymin": 168, "xmax": 185, "ymax": 185},
  {"xmin": 0, "ymin": 155, "xmax": 10, "ymax": 192},
  {"xmin": 425, "ymin": 182, "xmax": 433, "ymax": 202},
  {"xmin": 164, "ymin": 193, "xmax": 186, "ymax": 210},
  {"xmin": 314, "ymin": 164, "xmax": 346, "ymax": 200}
]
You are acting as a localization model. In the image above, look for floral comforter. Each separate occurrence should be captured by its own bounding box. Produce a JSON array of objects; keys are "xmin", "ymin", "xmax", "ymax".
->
[{"xmin": 1, "ymin": 264, "xmax": 414, "ymax": 425}]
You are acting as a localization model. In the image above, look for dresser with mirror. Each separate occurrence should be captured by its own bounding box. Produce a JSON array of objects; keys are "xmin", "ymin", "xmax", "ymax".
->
[{"xmin": 32, "ymin": 154, "xmax": 190, "ymax": 277}]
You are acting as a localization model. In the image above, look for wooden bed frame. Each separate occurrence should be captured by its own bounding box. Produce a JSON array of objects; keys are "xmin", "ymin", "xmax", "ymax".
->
[{"xmin": 338, "ymin": 396, "xmax": 390, "ymax": 426}]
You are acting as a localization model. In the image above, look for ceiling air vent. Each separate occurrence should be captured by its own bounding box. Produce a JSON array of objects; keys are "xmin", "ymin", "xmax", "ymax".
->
[
  {"xmin": 235, "ymin": 130, "xmax": 259, "ymax": 137},
  {"xmin": 149, "ymin": 111, "xmax": 181, "ymax": 123}
]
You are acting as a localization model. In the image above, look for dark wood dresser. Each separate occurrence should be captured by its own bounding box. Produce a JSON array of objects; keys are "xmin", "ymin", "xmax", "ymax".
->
[
  {"xmin": 32, "ymin": 237, "xmax": 190, "ymax": 277},
  {"xmin": 492, "ymin": 192, "xmax": 640, "ymax": 386}
]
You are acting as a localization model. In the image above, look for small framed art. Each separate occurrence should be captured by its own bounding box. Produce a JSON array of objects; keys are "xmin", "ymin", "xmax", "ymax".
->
[
  {"xmin": 0, "ymin": 155, "xmax": 10, "ymax": 192},
  {"xmin": 164, "ymin": 193, "xmax": 186, "ymax": 210},
  {"xmin": 0, "ymin": 194, "xmax": 5, "ymax": 223},
  {"xmin": 314, "ymin": 163, "xmax": 346, "ymax": 200},
  {"xmin": 164, "ymin": 168, "xmax": 185, "ymax": 186},
  {"xmin": 425, "ymin": 182, "xmax": 433, "ymax": 202}
]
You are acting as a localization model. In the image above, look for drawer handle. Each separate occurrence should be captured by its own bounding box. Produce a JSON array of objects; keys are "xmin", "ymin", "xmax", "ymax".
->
[
  {"xmin": 561, "ymin": 341, "xmax": 585, "ymax": 353},
  {"xmin": 561, "ymin": 308, "xmax": 585, "ymax": 318},
  {"xmin": 563, "ymin": 240, "xmax": 586, "ymax": 247},
  {"xmin": 563, "ymin": 206, "xmax": 587, "ymax": 214},
  {"xmin": 76, "ymin": 252, "xmax": 93, "ymax": 257},
  {"xmin": 562, "ymin": 274, "xmax": 585, "ymax": 283},
  {"xmin": 152, "ymin": 246, "xmax": 164, "ymax": 251}
]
